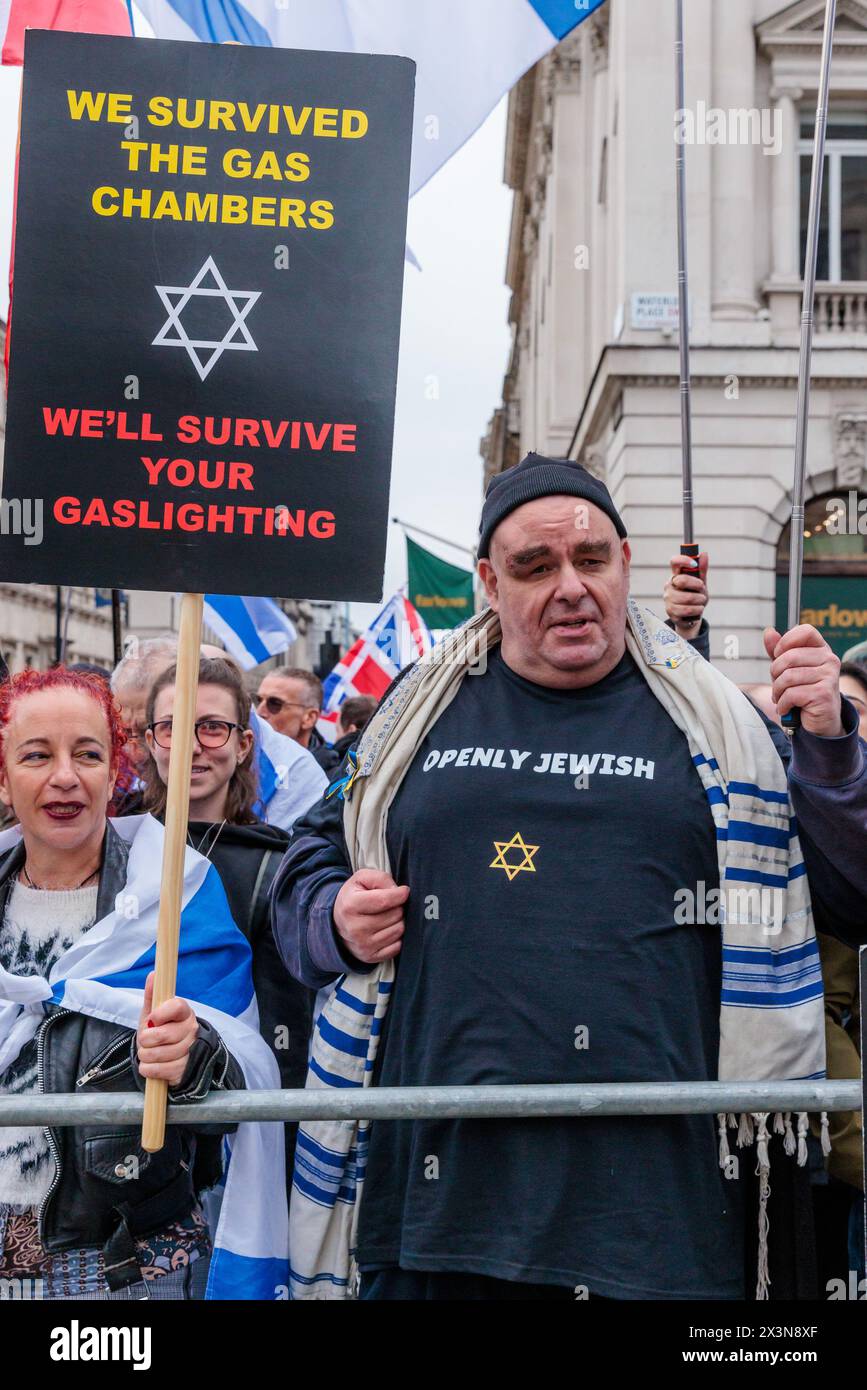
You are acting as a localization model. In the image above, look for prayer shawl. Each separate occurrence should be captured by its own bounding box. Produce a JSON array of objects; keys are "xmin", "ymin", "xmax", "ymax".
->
[
  {"xmin": 0, "ymin": 814, "xmax": 289, "ymax": 1300},
  {"xmin": 289, "ymin": 602, "xmax": 826, "ymax": 1301}
]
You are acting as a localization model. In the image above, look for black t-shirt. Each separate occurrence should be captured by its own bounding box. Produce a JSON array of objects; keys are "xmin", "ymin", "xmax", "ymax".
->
[{"xmin": 357, "ymin": 647, "xmax": 745, "ymax": 1298}]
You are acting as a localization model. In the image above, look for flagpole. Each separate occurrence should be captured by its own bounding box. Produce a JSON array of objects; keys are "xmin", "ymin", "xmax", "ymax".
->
[
  {"xmin": 141, "ymin": 591, "xmax": 204, "ymax": 1152},
  {"xmin": 110, "ymin": 589, "xmax": 124, "ymax": 667},
  {"xmin": 674, "ymin": 0, "xmax": 697, "ymax": 565},
  {"xmin": 782, "ymin": 0, "xmax": 837, "ymax": 733},
  {"xmin": 392, "ymin": 516, "xmax": 476, "ymax": 560}
]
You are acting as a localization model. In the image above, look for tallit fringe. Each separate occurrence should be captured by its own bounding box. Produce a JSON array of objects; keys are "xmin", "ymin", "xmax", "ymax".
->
[
  {"xmin": 796, "ymin": 1112, "xmax": 809, "ymax": 1166},
  {"xmin": 717, "ymin": 1112, "xmax": 730, "ymax": 1166},
  {"xmin": 755, "ymin": 1113, "xmax": 772, "ymax": 1301},
  {"xmin": 783, "ymin": 1112, "xmax": 797, "ymax": 1157},
  {"xmin": 736, "ymin": 1112, "xmax": 754, "ymax": 1147},
  {"xmin": 820, "ymin": 1111, "xmax": 832, "ymax": 1157},
  {"xmin": 772, "ymin": 1111, "xmax": 785, "ymax": 1136}
]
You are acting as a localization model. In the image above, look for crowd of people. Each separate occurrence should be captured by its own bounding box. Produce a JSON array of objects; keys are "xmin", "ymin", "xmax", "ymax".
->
[{"xmin": 0, "ymin": 453, "xmax": 864, "ymax": 1302}]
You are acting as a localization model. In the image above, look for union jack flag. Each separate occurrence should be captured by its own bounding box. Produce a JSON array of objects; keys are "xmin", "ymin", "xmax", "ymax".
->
[{"xmin": 319, "ymin": 592, "xmax": 433, "ymax": 735}]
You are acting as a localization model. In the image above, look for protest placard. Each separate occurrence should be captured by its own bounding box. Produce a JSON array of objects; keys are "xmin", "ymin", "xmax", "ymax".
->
[
  {"xmin": 1, "ymin": 30, "xmax": 414, "ymax": 1149},
  {"xmin": 1, "ymin": 30, "xmax": 415, "ymax": 601}
]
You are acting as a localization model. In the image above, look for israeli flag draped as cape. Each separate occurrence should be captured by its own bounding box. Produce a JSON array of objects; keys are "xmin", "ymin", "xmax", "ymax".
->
[{"xmin": 0, "ymin": 814, "xmax": 288, "ymax": 1300}]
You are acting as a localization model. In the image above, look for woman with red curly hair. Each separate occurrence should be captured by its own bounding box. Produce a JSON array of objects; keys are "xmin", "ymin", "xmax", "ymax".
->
[{"xmin": 0, "ymin": 666, "xmax": 261, "ymax": 1300}]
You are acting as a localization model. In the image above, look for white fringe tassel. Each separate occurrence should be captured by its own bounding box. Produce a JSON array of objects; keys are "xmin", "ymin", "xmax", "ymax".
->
[
  {"xmin": 796, "ymin": 1112, "xmax": 809, "ymax": 1167},
  {"xmin": 820, "ymin": 1111, "xmax": 832, "ymax": 1157},
  {"xmin": 717, "ymin": 1112, "xmax": 731, "ymax": 1166},
  {"xmin": 755, "ymin": 1113, "xmax": 772, "ymax": 1301},
  {"xmin": 783, "ymin": 1112, "xmax": 796, "ymax": 1157},
  {"xmin": 737, "ymin": 1112, "xmax": 755, "ymax": 1148}
]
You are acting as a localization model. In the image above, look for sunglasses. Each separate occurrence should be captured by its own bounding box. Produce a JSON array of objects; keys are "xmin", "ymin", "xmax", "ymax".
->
[
  {"xmin": 255, "ymin": 693, "xmax": 310, "ymax": 717},
  {"xmin": 148, "ymin": 718, "xmax": 243, "ymax": 750}
]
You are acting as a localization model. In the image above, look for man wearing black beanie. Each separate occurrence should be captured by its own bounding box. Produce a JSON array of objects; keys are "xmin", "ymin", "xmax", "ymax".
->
[{"xmin": 273, "ymin": 452, "xmax": 867, "ymax": 1303}]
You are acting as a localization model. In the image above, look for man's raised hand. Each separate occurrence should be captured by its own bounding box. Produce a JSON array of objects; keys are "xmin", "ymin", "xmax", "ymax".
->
[
  {"xmin": 333, "ymin": 868, "xmax": 410, "ymax": 965},
  {"xmin": 664, "ymin": 552, "xmax": 709, "ymax": 635},
  {"xmin": 763, "ymin": 624, "xmax": 843, "ymax": 737}
]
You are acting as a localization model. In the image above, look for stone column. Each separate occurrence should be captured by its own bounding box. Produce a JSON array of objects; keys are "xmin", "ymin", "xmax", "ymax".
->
[
  {"xmin": 546, "ymin": 34, "xmax": 583, "ymax": 452},
  {"xmin": 711, "ymin": 0, "xmax": 759, "ymax": 319},
  {"xmin": 764, "ymin": 86, "xmax": 803, "ymax": 337},
  {"xmin": 770, "ymin": 88, "xmax": 802, "ymax": 281}
]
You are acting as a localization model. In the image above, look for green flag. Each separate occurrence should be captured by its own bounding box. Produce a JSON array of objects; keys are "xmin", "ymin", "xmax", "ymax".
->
[{"xmin": 406, "ymin": 536, "xmax": 474, "ymax": 630}]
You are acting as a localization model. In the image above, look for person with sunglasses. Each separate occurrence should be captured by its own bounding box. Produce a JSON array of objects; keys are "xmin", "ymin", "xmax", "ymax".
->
[
  {"xmin": 255, "ymin": 669, "xmax": 341, "ymax": 775},
  {"xmin": 143, "ymin": 657, "xmax": 314, "ymax": 1185}
]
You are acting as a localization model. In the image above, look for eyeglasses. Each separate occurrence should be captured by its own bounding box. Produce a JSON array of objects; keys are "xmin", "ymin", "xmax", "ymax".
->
[
  {"xmin": 148, "ymin": 719, "xmax": 243, "ymax": 750},
  {"xmin": 255, "ymin": 693, "xmax": 310, "ymax": 717}
]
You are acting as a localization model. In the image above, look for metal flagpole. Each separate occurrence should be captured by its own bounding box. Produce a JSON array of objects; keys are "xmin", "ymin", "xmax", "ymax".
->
[
  {"xmin": 110, "ymin": 589, "xmax": 124, "ymax": 667},
  {"xmin": 60, "ymin": 586, "xmax": 73, "ymax": 664},
  {"xmin": 674, "ymin": 0, "xmax": 697, "ymax": 566},
  {"xmin": 782, "ymin": 0, "xmax": 837, "ymax": 733},
  {"xmin": 392, "ymin": 516, "xmax": 476, "ymax": 561}
]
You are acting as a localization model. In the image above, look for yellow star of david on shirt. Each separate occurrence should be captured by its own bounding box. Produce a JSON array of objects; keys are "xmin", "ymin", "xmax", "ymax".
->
[{"xmin": 489, "ymin": 832, "xmax": 539, "ymax": 882}]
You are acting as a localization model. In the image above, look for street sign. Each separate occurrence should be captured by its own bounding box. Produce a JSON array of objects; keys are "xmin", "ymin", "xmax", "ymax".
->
[{"xmin": 630, "ymin": 292, "xmax": 691, "ymax": 330}]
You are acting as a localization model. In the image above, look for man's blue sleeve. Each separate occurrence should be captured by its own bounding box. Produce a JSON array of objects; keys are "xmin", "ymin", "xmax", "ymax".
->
[{"xmin": 764, "ymin": 699, "xmax": 867, "ymax": 947}]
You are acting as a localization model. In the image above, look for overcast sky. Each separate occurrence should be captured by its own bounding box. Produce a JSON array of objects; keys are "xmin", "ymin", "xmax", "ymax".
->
[{"xmin": 0, "ymin": 27, "xmax": 513, "ymax": 634}]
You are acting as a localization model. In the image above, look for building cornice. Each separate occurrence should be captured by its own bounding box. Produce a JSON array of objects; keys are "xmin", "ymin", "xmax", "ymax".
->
[
  {"xmin": 503, "ymin": 70, "xmax": 537, "ymax": 192},
  {"xmin": 758, "ymin": 0, "xmax": 867, "ymax": 60},
  {"xmin": 569, "ymin": 343, "xmax": 867, "ymax": 463}
]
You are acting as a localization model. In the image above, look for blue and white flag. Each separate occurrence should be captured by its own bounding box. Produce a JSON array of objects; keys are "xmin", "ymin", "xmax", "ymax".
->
[
  {"xmin": 251, "ymin": 707, "xmax": 328, "ymax": 830},
  {"xmin": 0, "ymin": 814, "xmax": 289, "ymax": 1300},
  {"xmin": 134, "ymin": 0, "xmax": 606, "ymax": 196},
  {"xmin": 204, "ymin": 594, "xmax": 297, "ymax": 671}
]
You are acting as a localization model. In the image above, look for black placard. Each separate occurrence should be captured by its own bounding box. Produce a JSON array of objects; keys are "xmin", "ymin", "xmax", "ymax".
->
[{"xmin": 0, "ymin": 31, "xmax": 415, "ymax": 600}]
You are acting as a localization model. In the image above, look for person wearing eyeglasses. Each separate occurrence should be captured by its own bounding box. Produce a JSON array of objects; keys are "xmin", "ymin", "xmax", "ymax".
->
[
  {"xmin": 254, "ymin": 669, "xmax": 341, "ymax": 775},
  {"xmin": 0, "ymin": 666, "xmax": 256, "ymax": 1301},
  {"xmin": 143, "ymin": 657, "xmax": 314, "ymax": 1185}
]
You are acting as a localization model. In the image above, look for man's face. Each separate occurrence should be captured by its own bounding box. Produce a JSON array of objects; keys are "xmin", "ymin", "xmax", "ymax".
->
[
  {"xmin": 255, "ymin": 674, "xmax": 319, "ymax": 743},
  {"xmin": 114, "ymin": 685, "xmax": 150, "ymax": 772},
  {"xmin": 478, "ymin": 495, "xmax": 631, "ymax": 689}
]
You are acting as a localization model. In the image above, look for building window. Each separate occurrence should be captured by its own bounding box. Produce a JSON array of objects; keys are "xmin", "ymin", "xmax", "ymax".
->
[
  {"xmin": 798, "ymin": 113, "xmax": 867, "ymax": 282},
  {"xmin": 776, "ymin": 490, "xmax": 867, "ymax": 658}
]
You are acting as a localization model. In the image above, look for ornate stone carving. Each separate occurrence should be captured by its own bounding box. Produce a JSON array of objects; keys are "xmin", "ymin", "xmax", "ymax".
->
[
  {"xmin": 835, "ymin": 412, "xmax": 867, "ymax": 486},
  {"xmin": 551, "ymin": 29, "xmax": 582, "ymax": 93},
  {"xmin": 588, "ymin": 7, "xmax": 610, "ymax": 72}
]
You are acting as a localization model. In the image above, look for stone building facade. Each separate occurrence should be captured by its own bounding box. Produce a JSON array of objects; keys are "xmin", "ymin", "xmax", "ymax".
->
[{"xmin": 483, "ymin": 0, "xmax": 867, "ymax": 679}]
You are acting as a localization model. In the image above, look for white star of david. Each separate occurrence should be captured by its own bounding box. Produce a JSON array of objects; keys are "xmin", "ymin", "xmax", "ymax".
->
[{"xmin": 152, "ymin": 256, "xmax": 261, "ymax": 381}]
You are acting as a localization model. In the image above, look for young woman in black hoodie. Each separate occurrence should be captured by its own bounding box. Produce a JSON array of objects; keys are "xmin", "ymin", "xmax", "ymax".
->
[{"xmin": 143, "ymin": 657, "xmax": 313, "ymax": 1176}]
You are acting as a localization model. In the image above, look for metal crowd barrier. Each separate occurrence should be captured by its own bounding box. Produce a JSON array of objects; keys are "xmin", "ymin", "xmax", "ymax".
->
[{"xmin": 0, "ymin": 1080, "xmax": 860, "ymax": 1126}]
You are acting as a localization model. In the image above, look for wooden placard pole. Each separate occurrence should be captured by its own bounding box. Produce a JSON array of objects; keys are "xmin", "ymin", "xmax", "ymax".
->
[{"xmin": 141, "ymin": 591, "xmax": 204, "ymax": 1153}]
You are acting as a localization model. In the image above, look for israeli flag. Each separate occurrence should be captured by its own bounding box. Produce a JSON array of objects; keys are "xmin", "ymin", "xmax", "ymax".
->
[
  {"xmin": 0, "ymin": 815, "xmax": 289, "ymax": 1300},
  {"xmin": 133, "ymin": 0, "xmax": 605, "ymax": 196},
  {"xmin": 251, "ymin": 707, "xmax": 328, "ymax": 830},
  {"xmin": 203, "ymin": 594, "xmax": 297, "ymax": 671}
]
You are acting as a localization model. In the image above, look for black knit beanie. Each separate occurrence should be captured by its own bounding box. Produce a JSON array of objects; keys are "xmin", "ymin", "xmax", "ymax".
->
[{"xmin": 478, "ymin": 453, "xmax": 627, "ymax": 558}]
